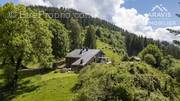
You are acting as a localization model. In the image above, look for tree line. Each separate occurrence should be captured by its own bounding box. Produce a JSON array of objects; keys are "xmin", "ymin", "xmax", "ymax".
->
[{"xmin": 29, "ymin": 6, "xmax": 180, "ymax": 59}]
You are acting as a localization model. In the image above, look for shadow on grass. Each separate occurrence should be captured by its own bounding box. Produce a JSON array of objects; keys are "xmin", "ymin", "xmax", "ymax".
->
[
  {"xmin": 0, "ymin": 80, "xmax": 40, "ymax": 101},
  {"xmin": 19, "ymin": 68, "xmax": 53, "ymax": 79},
  {"xmin": 0, "ymin": 67, "xmax": 54, "ymax": 101}
]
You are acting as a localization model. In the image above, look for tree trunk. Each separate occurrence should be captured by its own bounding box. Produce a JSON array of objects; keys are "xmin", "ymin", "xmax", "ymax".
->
[{"xmin": 14, "ymin": 57, "xmax": 22, "ymax": 89}]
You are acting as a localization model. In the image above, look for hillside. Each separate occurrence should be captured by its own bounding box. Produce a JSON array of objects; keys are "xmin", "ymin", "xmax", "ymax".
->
[
  {"xmin": 0, "ymin": 40, "xmax": 122, "ymax": 101},
  {"xmin": 29, "ymin": 6, "xmax": 180, "ymax": 59},
  {"xmin": 0, "ymin": 3, "xmax": 180, "ymax": 101},
  {"xmin": 75, "ymin": 62, "xmax": 180, "ymax": 101}
]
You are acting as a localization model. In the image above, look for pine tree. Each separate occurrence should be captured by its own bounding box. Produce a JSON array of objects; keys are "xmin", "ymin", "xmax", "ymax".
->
[{"xmin": 167, "ymin": 2, "xmax": 180, "ymax": 46}]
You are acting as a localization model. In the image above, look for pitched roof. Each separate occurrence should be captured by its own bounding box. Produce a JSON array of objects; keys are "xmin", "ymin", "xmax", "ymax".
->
[{"xmin": 66, "ymin": 49, "xmax": 102, "ymax": 66}]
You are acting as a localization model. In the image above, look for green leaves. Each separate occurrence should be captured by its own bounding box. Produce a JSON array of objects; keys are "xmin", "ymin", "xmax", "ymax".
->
[
  {"xmin": 84, "ymin": 25, "xmax": 96, "ymax": 49},
  {"xmin": 75, "ymin": 62, "xmax": 179, "ymax": 101},
  {"xmin": 69, "ymin": 19, "xmax": 82, "ymax": 50},
  {"xmin": 0, "ymin": 3, "xmax": 53, "ymax": 67},
  {"xmin": 49, "ymin": 19, "xmax": 70, "ymax": 58},
  {"xmin": 139, "ymin": 44, "xmax": 163, "ymax": 67}
]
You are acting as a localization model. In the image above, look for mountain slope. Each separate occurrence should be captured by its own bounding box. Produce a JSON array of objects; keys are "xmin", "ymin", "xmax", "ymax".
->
[{"xmin": 29, "ymin": 6, "xmax": 180, "ymax": 59}]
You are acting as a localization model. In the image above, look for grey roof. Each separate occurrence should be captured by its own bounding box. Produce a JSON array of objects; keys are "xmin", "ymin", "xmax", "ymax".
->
[{"xmin": 66, "ymin": 49, "xmax": 102, "ymax": 66}]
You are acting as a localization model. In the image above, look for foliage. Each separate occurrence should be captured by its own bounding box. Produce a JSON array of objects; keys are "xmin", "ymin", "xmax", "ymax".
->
[
  {"xmin": 139, "ymin": 44, "xmax": 163, "ymax": 67},
  {"xmin": 121, "ymin": 53, "xmax": 129, "ymax": 61},
  {"xmin": 98, "ymin": 27, "xmax": 126, "ymax": 52},
  {"xmin": 125, "ymin": 32, "xmax": 180, "ymax": 59},
  {"xmin": 74, "ymin": 63, "xmax": 180, "ymax": 101},
  {"xmin": 96, "ymin": 28, "xmax": 101, "ymax": 37},
  {"xmin": 144, "ymin": 54, "xmax": 156, "ymax": 66},
  {"xmin": 29, "ymin": 6, "xmax": 180, "ymax": 59},
  {"xmin": 97, "ymin": 40, "xmax": 123, "ymax": 63},
  {"xmin": 160, "ymin": 55, "xmax": 174, "ymax": 70},
  {"xmin": 173, "ymin": 40, "xmax": 180, "ymax": 46},
  {"xmin": 0, "ymin": 3, "xmax": 53, "ymax": 89},
  {"xmin": 176, "ymin": 68, "xmax": 180, "ymax": 83},
  {"xmin": 84, "ymin": 25, "xmax": 96, "ymax": 49},
  {"xmin": 3, "ymin": 64, "xmax": 16, "ymax": 87},
  {"xmin": 49, "ymin": 19, "xmax": 70, "ymax": 58},
  {"xmin": 167, "ymin": 60, "xmax": 180, "ymax": 83},
  {"xmin": 69, "ymin": 19, "xmax": 82, "ymax": 50}
]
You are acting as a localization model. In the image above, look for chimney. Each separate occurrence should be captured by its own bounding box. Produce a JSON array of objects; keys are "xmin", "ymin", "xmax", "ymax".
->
[
  {"xmin": 79, "ymin": 50, "xmax": 83, "ymax": 54},
  {"xmin": 80, "ymin": 59, "xmax": 84, "ymax": 64}
]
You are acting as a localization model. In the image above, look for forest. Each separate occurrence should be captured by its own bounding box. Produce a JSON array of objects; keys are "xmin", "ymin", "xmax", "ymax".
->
[{"xmin": 0, "ymin": 3, "xmax": 180, "ymax": 101}]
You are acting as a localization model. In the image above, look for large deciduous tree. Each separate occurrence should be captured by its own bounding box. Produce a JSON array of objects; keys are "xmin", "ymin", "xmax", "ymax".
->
[
  {"xmin": 0, "ymin": 3, "xmax": 53, "ymax": 89},
  {"xmin": 49, "ymin": 20, "xmax": 70, "ymax": 59},
  {"xmin": 85, "ymin": 25, "xmax": 96, "ymax": 49},
  {"xmin": 69, "ymin": 19, "xmax": 82, "ymax": 50}
]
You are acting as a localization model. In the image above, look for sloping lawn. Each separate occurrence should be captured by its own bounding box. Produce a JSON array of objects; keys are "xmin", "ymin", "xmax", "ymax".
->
[
  {"xmin": 11, "ymin": 72, "xmax": 78, "ymax": 101},
  {"xmin": 97, "ymin": 40, "xmax": 122, "ymax": 63}
]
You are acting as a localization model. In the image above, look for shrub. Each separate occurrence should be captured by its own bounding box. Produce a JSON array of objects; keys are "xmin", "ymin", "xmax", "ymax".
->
[
  {"xmin": 176, "ymin": 68, "xmax": 180, "ymax": 83},
  {"xmin": 74, "ymin": 63, "xmax": 179, "ymax": 101},
  {"xmin": 160, "ymin": 55, "xmax": 174, "ymax": 70},
  {"xmin": 122, "ymin": 53, "xmax": 129, "ymax": 61},
  {"xmin": 139, "ymin": 44, "xmax": 163, "ymax": 67},
  {"xmin": 144, "ymin": 54, "xmax": 156, "ymax": 66}
]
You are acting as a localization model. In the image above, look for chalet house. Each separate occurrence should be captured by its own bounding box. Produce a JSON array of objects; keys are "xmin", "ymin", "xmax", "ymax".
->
[{"xmin": 65, "ymin": 48, "xmax": 105, "ymax": 71}]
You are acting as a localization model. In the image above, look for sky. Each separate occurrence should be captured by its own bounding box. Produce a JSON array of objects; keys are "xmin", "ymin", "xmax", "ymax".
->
[
  {"xmin": 0, "ymin": 0, "xmax": 19, "ymax": 5},
  {"xmin": 0, "ymin": 0, "xmax": 180, "ymax": 42}
]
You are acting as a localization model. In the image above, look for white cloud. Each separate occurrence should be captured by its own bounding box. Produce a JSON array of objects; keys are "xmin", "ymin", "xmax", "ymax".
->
[
  {"xmin": 20, "ymin": 0, "xmax": 180, "ymax": 42},
  {"xmin": 152, "ymin": 26, "xmax": 180, "ymax": 42},
  {"xmin": 112, "ymin": 7, "xmax": 151, "ymax": 36},
  {"xmin": 20, "ymin": 0, "xmax": 52, "ymax": 7}
]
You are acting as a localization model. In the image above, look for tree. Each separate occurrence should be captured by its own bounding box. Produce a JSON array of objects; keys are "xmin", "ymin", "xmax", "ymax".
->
[
  {"xmin": 28, "ymin": 6, "xmax": 180, "ymax": 59},
  {"xmin": 139, "ymin": 44, "xmax": 163, "ymax": 67},
  {"xmin": 49, "ymin": 20, "xmax": 70, "ymax": 58},
  {"xmin": 69, "ymin": 19, "xmax": 82, "ymax": 50},
  {"xmin": 84, "ymin": 25, "xmax": 96, "ymax": 49},
  {"xmin": 0, "ymin": 3, "xmax": 53, "ymax": 89},
  {"xmin": 144, "ymin": 54, "xmax": 156, "ymax": 66},
  {"xmin": 160, "ymin": 55, "xmax": 173, "ymax": 70},
  {"xmin": 167, "ymin": 3, "xmax": 180, "ymax": 45},
  {"xmin": 173, "ymin": 40, "xmax": 180, "ymax": 46}
]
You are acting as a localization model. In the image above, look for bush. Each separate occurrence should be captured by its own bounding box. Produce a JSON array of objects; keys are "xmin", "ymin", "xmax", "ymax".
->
[
  {"xmin": 122, "ymin": 53, "xmax": 129, "ymax": 61},
  {"xmin": 139, "ymin": 44, "xmax": 163, "ymax": 67},
  {"xmin": 144, "ymin": 54, "xmax": 156, "ymax": 66},
  {"xmin": 176, "ymin": 68, "xmax": 180, "ymax": 83},
  {"xmin": 74, "ymin": 63, "xmax": 179, "ymax": 101},
  {"xmin": 160, "ymin": 55, "xmax": 174, "ymax": 70}
]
